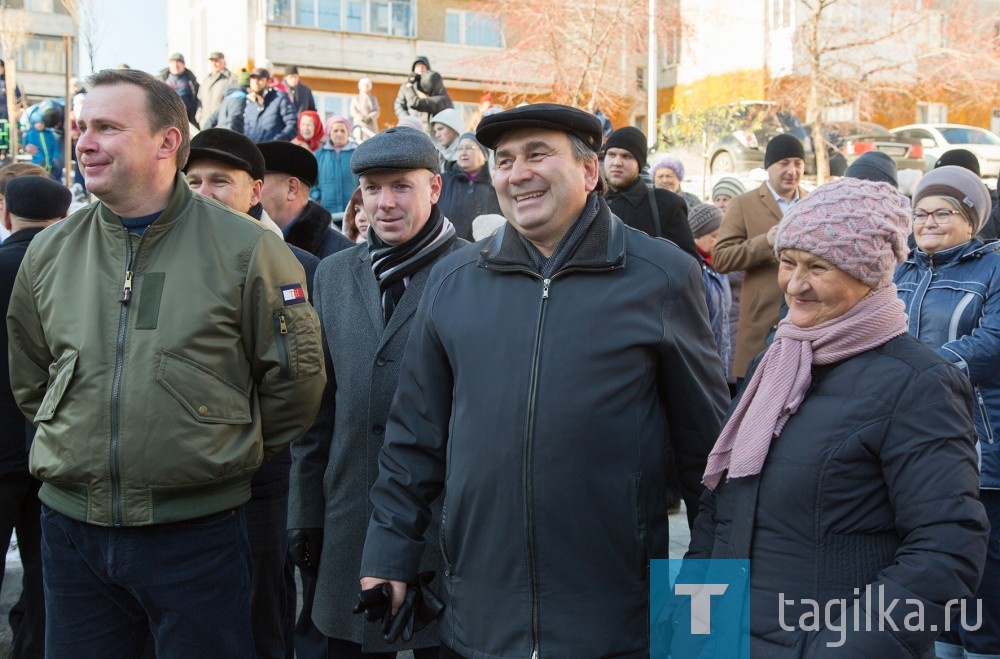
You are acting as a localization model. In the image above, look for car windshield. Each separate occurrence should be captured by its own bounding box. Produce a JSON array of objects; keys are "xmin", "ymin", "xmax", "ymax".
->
[{"xmin": 939, "ymin": 127, "xmax": 1000, "ymax": 146}]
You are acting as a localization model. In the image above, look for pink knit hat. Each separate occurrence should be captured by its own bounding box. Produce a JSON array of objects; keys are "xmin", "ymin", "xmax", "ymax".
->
[
  {"xmin": 774, "ymin": 178, "xmax": 911, "ymax": 290},
  {"xmin": 325, "ymin": 115, "xmax": 351, "ymax": 134}
]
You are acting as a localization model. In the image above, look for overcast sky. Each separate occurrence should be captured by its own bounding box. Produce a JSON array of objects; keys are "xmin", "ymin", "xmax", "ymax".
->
[{"xmin": 81, "ymin": 0, "xmax": 167, "ymax": 76}]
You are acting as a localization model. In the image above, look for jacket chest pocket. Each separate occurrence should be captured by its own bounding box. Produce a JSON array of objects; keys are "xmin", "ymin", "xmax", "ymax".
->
[
  {"xmin": 34, "ymin": 350, "xmax": 78, "ymax": 423},
  {"xmin": 156, "ymin": 350, "xmax": 251, "ymax": 424}
]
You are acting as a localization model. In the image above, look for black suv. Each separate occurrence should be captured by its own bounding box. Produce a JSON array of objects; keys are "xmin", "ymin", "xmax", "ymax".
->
[{"xmin": 707, "ymin": 101, "xmax": 814, "ymax": 175}]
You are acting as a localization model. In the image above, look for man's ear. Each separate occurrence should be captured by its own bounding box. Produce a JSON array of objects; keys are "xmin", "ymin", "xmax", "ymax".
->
[
  {"xmin": 250, "ymin": 178, "xmax": 264, "ymax": 207},
  {"xmin": 2, "ymin": 208, "xmax": 12, "ymax": 232},
  {"xmin": 157, "ymin": 126, "xmax": 183, "ymax": 163},
  {"xmin": 288, "ymin": 176, "xmax": 301, "ymax": 201}
]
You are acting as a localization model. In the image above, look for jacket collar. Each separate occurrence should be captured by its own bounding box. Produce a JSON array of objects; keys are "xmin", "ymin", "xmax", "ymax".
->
[
  {"xmin": 478, "ymin": 196, "xmax": 626, "ymax": 275},
  {"xmin": 285, "ymin": 200, "xmax": 333, "ymax": 255},
  {"xmin": 97, "ymin": 172, "xmax": 192, "ymax": 230},
  {"xmin": 605, "ymin": 176, "xmax": 647, "ymax": 207},
  {"xmin": 1, "ymin": 226, "xmax": 47, "ymax": 247},
  {"xmin": 907, "ymin": 238, "xmax": 1000, "ymax": 267}
]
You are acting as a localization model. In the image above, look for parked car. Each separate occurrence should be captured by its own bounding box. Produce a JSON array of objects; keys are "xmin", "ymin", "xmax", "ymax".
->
[
  {"xmin": 890, "ymin": 123, "xmax": 1000, "ymax": 178},
  {"xmin": 806, "ymin": 121, "xmax": 925, "ymax": 176},
  {"xmin": 707, "ymin": 101, "xmax": 815, "ymax": 175}
]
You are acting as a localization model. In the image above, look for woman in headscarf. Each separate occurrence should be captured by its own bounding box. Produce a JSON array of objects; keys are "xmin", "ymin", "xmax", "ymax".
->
[
  {"xmin": 894, "ymin": 165, "xmax": 1000, "ymax": 659},
  {"xmin": 664, "ymin": 177, "xmax": 989, "ymax": 658},
  {"xmin": 291, "ymin": 110, "xmax": 324, "ymax": 152}
]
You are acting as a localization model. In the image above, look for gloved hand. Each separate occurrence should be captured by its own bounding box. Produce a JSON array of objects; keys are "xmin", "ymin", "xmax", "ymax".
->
[
  {"xmin": 353, "ymin": 572, "xmax": 445, "ymax": 643},
  {"xmin": 383, "ymin": 571, "xmax": 445, "ymax": 642},
  {"xmin": 287, "ymin": 528, "xmax": 323, "ymax": 575},
  {"xmin": 353, "ymin": 581, "xmax": 394, "ymax": 637}
]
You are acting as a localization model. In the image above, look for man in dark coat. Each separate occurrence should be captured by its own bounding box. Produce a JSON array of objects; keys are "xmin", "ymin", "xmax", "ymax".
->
[
  {"xmin": 0, "ymin": 175, "xmax": 72, "ymax": 659},
  {"xmin": 358, "ymin": 104, "xmax": 729, "ymax": 658},
  {"xmin": 392, "ymin": 56, "xmax": 452, "ymax": 132},
  {"xmin": 244, "ymin": 67, "xmax": 298, "ymax": 143},
  {"xmin": 603, "ymin": 126, "xmax": 698, "ymax": 259},
  {"xmin": 282, "ymin": 65, "xmax": 316, "ymax": 114},
  {"xmin": 158, "ymin": 52, "xmax": 200, "ymax": 128},
  {"xmin": 288, "ymin": 126, "xmax": 462, "ymax": 657},
  {"xmin": 258, "ymin": 140, "xmax": 354, "ymax": 259},
  {"xmin": 183, "ymin": 128, "xmax": 320, "ymax": 659}
]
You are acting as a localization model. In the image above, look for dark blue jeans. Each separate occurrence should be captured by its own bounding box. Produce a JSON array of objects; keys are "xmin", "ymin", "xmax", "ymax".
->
[
  {"xmin": 0, "ymin": 474, "xmax": 44, "ymax": 658},
  {"xmin": 40, "ymin": 505, "xmax": 254, "ymax": 659},
  {"xmin": 244, "ymin": 487, "xmax": 292, "ymax": 659},
  {"xmin": 936, "ymin": 488, "xmax": 1000, "ymax": 659}
]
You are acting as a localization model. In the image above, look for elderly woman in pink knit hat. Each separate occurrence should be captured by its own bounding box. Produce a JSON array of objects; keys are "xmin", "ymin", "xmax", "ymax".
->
[{"xmin": 661, "ymin": 177, "xmax": 988, "ymax": 658}]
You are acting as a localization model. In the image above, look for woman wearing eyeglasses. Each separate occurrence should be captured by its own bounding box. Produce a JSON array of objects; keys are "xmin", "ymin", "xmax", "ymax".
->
[{"xmin": 894, "ymin": 165, "xmax": 1000, "ymax": 659}]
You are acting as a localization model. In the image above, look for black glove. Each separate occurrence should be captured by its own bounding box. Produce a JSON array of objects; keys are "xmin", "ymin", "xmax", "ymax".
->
[
  {"xmin": 353, "ymin": 572, "xmax": 445, "ymax": 643},
  {"xmin": 353, "ymin": 582, "xmax": 394, "ymax": 637},
  {"xmin": 384, "ymin": 571, "xmax": 445, "ymax": 642},
  {"xmin": 287, "ymin": 528, "xmax": 323, "ymax": 575}
]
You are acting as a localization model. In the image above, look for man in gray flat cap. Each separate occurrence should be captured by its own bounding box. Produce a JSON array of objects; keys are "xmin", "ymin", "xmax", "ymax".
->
[
  {"xmin": 357, "ymin": 103, "xmax": 730, "ymax": 658},
  {"xmin": 287, "ymin": 125, "xmax": 462, "ymax": 658}
]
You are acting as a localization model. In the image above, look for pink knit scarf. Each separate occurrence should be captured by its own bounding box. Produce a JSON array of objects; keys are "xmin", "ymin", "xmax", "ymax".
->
[{"xmin": 702, "ymin": 285, "xmax": 908, "ymax": 490}]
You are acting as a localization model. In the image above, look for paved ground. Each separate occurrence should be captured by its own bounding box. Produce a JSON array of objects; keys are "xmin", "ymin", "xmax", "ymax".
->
[{"xmin": 0, "ymin": 505, "xmax": 692, "ymax": 655}]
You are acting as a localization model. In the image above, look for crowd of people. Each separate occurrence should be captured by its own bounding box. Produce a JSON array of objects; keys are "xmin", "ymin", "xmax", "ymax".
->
[{"xmin": 0, "ymin": 51, "xmax": 998, "ymax": 659}]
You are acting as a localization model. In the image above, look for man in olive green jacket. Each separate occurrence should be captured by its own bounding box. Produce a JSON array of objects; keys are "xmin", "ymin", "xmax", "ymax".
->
[{"xmin": 5, "ymin": 69, "xmax": 325, "ymax": 658}]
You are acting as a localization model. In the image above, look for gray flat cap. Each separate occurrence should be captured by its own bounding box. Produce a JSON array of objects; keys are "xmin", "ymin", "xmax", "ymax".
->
[{"xmin": 351, "ymin": 127, "xmax": 439, "ymax": 176}]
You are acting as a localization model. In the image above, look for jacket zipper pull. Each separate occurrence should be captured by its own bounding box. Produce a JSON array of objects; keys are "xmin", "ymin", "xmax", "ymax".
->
[
  {"xmin": 121, "ymin": 271, "xmax": 133, "ymax": 304},
  {"xmin": 541, "ymin": 278, "xmax": 550, "ymax": 300},
  {"xmin": 278, "ymin": 314, "xmax": 288, "ymax": 335}
]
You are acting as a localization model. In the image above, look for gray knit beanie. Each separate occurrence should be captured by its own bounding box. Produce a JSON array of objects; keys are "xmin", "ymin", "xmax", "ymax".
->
[
  {"xmin": 711, "ymin": 176, "xmax": 746, "ymax": 201},
  {"xmin": 688, "ymin": 203, "xmax": 724, "ymax": 238},
  {"xmin": 912, "ymin": 165, "xmax": 991, "ymax": 233}
]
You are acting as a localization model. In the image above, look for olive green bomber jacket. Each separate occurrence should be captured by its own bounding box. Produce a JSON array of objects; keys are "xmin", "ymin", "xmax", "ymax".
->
[{"xmin": 6, "ymin": 176, "xmax": 326, "ymax": 526}]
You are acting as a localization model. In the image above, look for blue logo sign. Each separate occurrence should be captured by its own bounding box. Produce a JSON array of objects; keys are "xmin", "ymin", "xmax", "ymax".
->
[{"xmin": 650, "ymin": 559, "xmax": 749, "ymax": 658}]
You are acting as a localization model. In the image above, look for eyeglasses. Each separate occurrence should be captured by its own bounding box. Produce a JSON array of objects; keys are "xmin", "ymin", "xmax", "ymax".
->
[{"xmin": 913, "ymin": 209, "xmax": 963, "ymax": 225}]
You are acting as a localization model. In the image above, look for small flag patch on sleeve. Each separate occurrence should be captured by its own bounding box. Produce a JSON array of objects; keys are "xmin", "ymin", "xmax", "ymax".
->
[{"xmin": 281, "ymin": 283, "xmax": 307, "ymax": 305}]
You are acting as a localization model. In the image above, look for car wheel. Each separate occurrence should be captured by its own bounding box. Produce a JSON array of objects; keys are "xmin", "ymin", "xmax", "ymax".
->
[{"xmin": 711, "ymin": 151, "xmax": 736, "ymax": 175}]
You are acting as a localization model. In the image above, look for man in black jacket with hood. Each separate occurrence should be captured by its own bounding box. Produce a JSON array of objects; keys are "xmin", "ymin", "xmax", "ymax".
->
[
  {"xmin": 603, "ymin": 126, "xmax": 698, "ymax": 259},
  {"xmin": 393, "ymin": 56, "xmax": 452, "ymax": 132},
  {"xmin": 358, "ymin": 104, "xmax": 729, "ymax": 659}
]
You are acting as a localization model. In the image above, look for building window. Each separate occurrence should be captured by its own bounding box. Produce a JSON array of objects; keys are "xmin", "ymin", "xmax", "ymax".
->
[
  {"xmin": 24, "ymin": 0, "xmax": 55, "ymax": 12},
  {"xmin": 769, "ymin": 0, "xmax": 792, "ymax": 29},
  {"xmin": 269, "ymin": 0, "xmax": 414, "ymax": 37},
  {"xmin": 314, "ymin": 92, "xmax": 357, "ymax": 124},
  {"xmin": 921, "ymin": 10, "xmax": 946, "ymax": 49},
  {"xmin": 916, "ymin": 101, "xmax": 947, "ymax": 124},
  {"xmin": 445, "ymin": 10, "xmax": 503, "ymax": 47},
  {"xmin": 15, "ymin": 36, "xmax": 66, "ymax": 75}
]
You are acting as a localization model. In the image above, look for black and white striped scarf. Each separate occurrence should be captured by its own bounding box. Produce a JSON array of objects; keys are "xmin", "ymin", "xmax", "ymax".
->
[{"xmin": 369, "ymin": 205, "xmax": 456, "ymax": 325}]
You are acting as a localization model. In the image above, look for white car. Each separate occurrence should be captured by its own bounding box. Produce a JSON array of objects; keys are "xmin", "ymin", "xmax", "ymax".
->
[{"xmin": 890, "ymin": 123, "xmax": 1000, "ymax": 178}]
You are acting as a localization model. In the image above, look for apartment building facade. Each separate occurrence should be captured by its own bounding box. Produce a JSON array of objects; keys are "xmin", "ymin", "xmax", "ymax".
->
[{"xmin": 166, "ymin": 0, "xmax": 511, "ymax": 130}]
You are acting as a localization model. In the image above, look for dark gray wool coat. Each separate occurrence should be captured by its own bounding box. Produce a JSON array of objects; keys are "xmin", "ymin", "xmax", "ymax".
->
[{"xmin": 288, "ymin": 236, "xmax": 464, "ymax": 651}]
